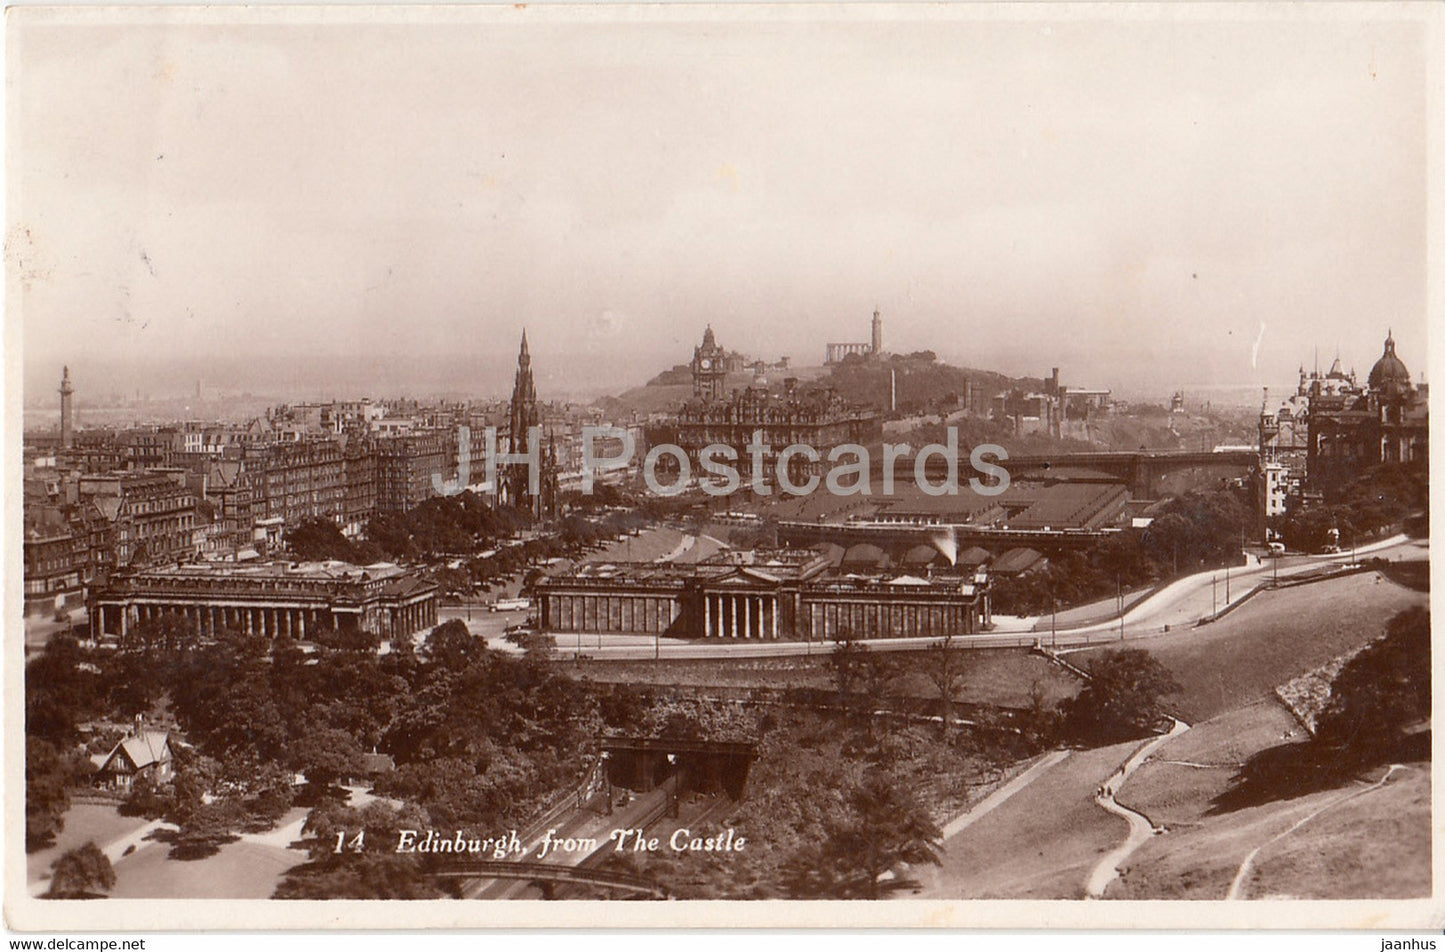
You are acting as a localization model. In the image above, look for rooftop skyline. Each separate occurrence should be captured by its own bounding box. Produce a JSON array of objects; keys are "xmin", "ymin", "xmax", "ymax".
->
[{"xmin": 11, "ymin": 7, "xmax": 1428, "ymax": 400}]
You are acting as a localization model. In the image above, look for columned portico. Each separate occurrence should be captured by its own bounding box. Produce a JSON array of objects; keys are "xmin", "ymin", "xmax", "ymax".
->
[
  {"xmin": 92, "ymin": 561, "xmax": 439, "ymax": 647},
  {"xmin": 698, "ymin": 590, "xmax": 781, "ymax": 639}
]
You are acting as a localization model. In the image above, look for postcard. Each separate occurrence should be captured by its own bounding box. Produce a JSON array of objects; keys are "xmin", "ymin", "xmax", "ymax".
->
[{"xmin": 6, "ymin": 1, "xmax": 1440, "ymax": 932}]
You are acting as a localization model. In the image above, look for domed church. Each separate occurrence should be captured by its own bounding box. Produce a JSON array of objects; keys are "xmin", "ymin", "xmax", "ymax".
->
[
  {"xmin": 1367, "ymin": 330, "xmax": 1412, "ymax": 396},
  {"xmin": 1306, "ymin": 330, "xmax": 1428, "ymax": 495}
]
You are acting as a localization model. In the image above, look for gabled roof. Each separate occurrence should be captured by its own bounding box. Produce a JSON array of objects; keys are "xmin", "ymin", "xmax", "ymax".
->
[
  {"xmin": 379, "ymin": 575, "xmax": 437, "ymax": 598},
  {"xmin": 209, "ymin": 459, "xmax": 244, "ymax": 487},
  {"xmin": 709, "ymin": 566, "xmax": 783, "ymax": 586},
  {"xmin": 98, "ymin": 731, "xmax": 171, "ymax": 774}
]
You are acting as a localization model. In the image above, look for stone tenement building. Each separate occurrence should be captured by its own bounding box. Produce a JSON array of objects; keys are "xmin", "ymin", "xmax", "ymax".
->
[
  {"xmin": 76, "ymin": 472, "xmax": 198, "ymax": 566},
  {"xmin": 533, "ymin": 549, "xmax": 988, "ymax": 642},
  {"xmin": 373, "ymin": 431, "xmax": 459, "ymax": 514},
  {"xmin": 248, "ymin": 440, "xmax": 346, "ymax": 526},
  {"xmin": 91, "ymin": 560, "xmax": 438, "ymax": 644},
  {"xmin": 23, "ymin": 509, "xmax": 84, "ymax": 616}
]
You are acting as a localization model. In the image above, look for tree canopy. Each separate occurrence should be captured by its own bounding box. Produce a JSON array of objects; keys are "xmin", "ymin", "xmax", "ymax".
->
[
  {"xmin": 1061, "ymin": 648, "xmax": 1181, "ymax": 744},
  {"xmin": 45, "ymin": 842, "xmax": 116, "ymax": 899},
  {"xmin": 782, "ymin": 769, "xmax": 943, "ymax": 899},
  {"xmin": 1315, "ymin": 606, "xmax": 1429, "ymax": 765}
]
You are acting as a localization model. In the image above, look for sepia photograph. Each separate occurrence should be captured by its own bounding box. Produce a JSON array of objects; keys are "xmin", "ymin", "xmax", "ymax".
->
[{"xmin": 5, "ymin": 2, "xmax": 1437, "ymax": 931}]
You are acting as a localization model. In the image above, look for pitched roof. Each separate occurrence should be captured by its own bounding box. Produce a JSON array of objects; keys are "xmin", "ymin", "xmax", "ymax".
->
[
  {"xmin": 991, "ymin": 547, "xmax": 1045, "ymax": 575},
  {"xmin": 956, "ymin": 546, "xmax": 993, "ymax": 567},
  {"xmin": 902, "ymin": 544, "xmax": 944, "ymax": 566},
  {"xmin": 99, "ymin": 731, "xmax": 171, "ymax": 773}
]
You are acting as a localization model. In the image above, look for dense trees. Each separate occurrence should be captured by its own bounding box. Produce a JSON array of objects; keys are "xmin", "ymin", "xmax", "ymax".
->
[
  {"xmin": 363, "ymin": 491, "xmax": 530, "ymax": 562},
  {"xmin": 27, "ymin": 633, "xmax": 106, "ymax": 745},
  {"xmin": 275, "ymin": 801, "xmax": 442, "ymax": 899},
  {"xmin": 24, "ymin": 583, "xmax": 599, "ymax": 887},
  {"xmin": 290, "ymin": 727, "xmax": 365, "ymax": 797},
  {"xmin": 1275, "ymin": 463, "xmax": 1428, "ymax": 553},
  {"xmin": 1060, "ymin": 648, "xmax": 1182, "ymax": 744},
  {"xmin": 284, "ymin": 518, "xmax": 361, "ymax": 562},
  {"xmin": 1314, "ymin": 606, "xmax": 1429, "ymax": 765},
  {"xmin": 1142, "ymin": 490, "xmax": 1251, "ymax": 572},
  {"xmin": 27, "ymin": 740, "xmax": 88, "ymax": 852},
  {"xmin": 45, "ymin": 842, "xmax": 116, "ymax": 899},
  {"xmin": 782, "ymin": 770, "xmax": 943, "ymax": 899},
  {"xmin": 416, "ymin": 619, "xmax": 485, "ymax": 671}
]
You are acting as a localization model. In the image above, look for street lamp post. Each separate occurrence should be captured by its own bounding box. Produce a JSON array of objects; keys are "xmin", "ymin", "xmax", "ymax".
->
[
  {"xmin": 1212, "ymin": 574, "xmax": 1217, "ymax": 616},
  {"xmin": 1116, "ymin": 574, "xmax": 1124, "ymax": 641},
  {"xmin": 1051, "ymin": 596, "xmax": 1057, "ymax": 649}
]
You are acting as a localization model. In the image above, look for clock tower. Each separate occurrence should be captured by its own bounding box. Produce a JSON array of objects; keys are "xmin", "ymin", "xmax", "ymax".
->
[{"xmin": 692, "ymin": 325, "xmax": 727, "ymax": 401}]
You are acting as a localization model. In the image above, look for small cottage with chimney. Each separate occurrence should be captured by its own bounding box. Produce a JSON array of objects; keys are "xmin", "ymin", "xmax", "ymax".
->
[{"xmin": 94, "ymin": 716, "xmax": 173, "ymax": 792}]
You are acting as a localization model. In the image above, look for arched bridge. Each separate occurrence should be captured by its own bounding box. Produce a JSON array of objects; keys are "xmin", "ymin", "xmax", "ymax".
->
[
  {"xmin": 1002, "ymin": 449, "xmax": 1256, "ymax": 492},
  {"xmin": 882, "ymin": 448, "xmax": 1257, "ymax": 495}
]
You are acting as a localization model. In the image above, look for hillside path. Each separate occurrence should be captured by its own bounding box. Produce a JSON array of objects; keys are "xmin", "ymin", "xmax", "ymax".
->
[
  {"xmin": 1086, "ymin": 717, "xmax": 1190, "ymax": 899},
  {"xmin": 1225, "ymin": 763, "xmax": 1405, "ymax": 900}
]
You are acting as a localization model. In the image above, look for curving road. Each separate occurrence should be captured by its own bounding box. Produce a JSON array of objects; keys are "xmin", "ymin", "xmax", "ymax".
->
[{"xmin": 528, "ymin": 535, "xmax": 1423, "ymax": 661}]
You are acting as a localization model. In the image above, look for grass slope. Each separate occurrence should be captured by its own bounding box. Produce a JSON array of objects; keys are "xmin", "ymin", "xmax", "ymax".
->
[
  {"xmin": 913, "ymin": 741, "xmax": 1138, "ymax": 899},
  {"xmin": 1106, "ymin": 703, "xmax": 1429, "ymax": 901},
  {"xmin": 1074, "ymin": 570, "xmax": 1428, "ymax": 723},
  {"xmin": 26, "ymin": 803, "xmax": 151, "ymax": 891}
]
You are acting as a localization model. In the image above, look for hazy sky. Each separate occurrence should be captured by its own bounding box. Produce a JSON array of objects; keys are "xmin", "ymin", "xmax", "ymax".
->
[{"xmin": 10, "ymin": 7, "xmax": 1429, "ymax": 400}]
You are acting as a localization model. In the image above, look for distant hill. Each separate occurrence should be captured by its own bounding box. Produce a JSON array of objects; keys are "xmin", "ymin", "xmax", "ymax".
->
[
  {"xmin": 595, "ymin": 351, "xmax": 1251, "ymax": 455},
  {"xmin": 605, "ymin": 352, "xmax": 1028, "ymax": 419},
  {"xmin": 822, "ymin": 352, "xmax": 1029, "ymax": 414},
  {"xmin": 645, "ymin": 364, "xmax": 693, "ymax": 387}
]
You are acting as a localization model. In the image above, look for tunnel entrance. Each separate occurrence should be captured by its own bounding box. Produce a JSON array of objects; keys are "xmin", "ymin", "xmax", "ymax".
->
[{"xmin": 601, "ymin": 736, "xmax": 758, "ymax": 801}]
